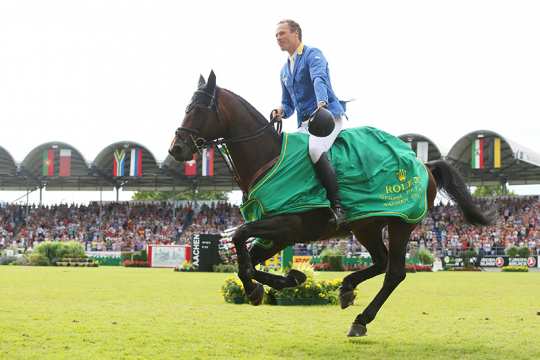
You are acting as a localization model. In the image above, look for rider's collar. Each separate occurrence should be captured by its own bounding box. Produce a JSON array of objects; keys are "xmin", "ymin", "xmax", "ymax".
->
[{"xmin": 289, "ymin": 43, "xmax": 304, "ymax": 62}]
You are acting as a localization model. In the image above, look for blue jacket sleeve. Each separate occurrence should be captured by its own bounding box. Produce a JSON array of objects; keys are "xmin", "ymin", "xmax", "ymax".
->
[
  {"xmin": 307, "ymin": 49, "xmax": 329, "ymax": 104},
  {"xmin": 281, "ymin": 76, "xmax": 294, "ymax": 118}
]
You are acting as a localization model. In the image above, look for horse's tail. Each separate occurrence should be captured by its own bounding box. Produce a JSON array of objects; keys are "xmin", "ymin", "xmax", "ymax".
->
[{"xmin": 426, "ymin": 160, "xmax": 495, "ymax": 226}]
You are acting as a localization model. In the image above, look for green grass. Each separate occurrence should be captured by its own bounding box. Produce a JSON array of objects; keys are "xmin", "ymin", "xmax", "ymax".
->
[{"xmin": 0, "ymin": 267, "xmax": 539, "ymax": 360}]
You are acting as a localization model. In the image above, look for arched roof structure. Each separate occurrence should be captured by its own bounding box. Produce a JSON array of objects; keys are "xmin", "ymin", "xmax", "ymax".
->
[{"xmin": 447, "ymin": 130, "xmax": 540, "ymax": 185}]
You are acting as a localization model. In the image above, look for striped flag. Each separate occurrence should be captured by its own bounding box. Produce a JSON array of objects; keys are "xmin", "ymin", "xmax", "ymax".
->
[
  {"xmin": 202, "ymin": 146, "xmax": 214, "ymax": 176},
  {"xmin": 59, "ymin": 149, "xmax": 72, "ymax": 177},
  {"xmin": 129, "ymin": 148, "xmax": 143, "ymax": 177},
  {"xmin": 42, "ymin": 149, "xmax": 55, "ymax": 176},
  {"xmin": 113, "ymin": 149, "xmax": 126, "ymax": 177},
  {"xmin": 184, "ymin": 154, "xmax": 197, "ymax": 176},
  {"xmin": 472, "ymin": 137, "xmax": 502, "ymax": 169},
  {"xmin": 471, "ymin": 138, "xmax": 484, "ymax": 169}
]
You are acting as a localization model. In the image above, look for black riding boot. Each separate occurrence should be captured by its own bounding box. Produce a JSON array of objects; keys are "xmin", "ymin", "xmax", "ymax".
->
[{"xmin": 314, "ymin": 153, "xmax": 346, "ymax": 227}]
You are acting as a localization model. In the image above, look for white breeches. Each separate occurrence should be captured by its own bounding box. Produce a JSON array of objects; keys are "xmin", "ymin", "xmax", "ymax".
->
[{"xmin": 297, "ymin": 116, "xmax": 344, "ymax": 163}]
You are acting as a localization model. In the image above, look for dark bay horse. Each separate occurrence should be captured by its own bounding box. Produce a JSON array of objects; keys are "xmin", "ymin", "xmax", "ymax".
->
[{"xmin": 169, "ymin": 71, "xmax": 493, "ymax": 337}]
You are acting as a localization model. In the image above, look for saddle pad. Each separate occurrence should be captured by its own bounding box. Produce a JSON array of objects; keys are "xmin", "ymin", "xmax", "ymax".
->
[{"xmin": 240, "ymin": 126, "xmax": 429, "ymax": 225}]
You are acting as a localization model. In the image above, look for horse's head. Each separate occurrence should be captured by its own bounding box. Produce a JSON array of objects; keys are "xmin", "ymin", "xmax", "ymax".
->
[{"xmin": 169, "ymin": 70, "xmax": 226, "ymax": 162}]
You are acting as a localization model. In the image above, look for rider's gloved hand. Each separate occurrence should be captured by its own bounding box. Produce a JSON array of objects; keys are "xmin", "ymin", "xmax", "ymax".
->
[
  {"xmin": 270, "ymin": 107, "xmax": 284, "ymax": 121},
  {"xmin": 317, "ymin": 101, "xmax": 328, "ymax": 109}
]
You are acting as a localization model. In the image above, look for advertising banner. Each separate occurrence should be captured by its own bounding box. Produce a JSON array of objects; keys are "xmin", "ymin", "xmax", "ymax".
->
[
  {"xmin": 443, "ymin": 255, "xmax": 538, "ymax": 268},
  {"xmin": 148, "ymin": 245, "xmax": 185, "ymax": 268},
  {"xmin": 190, "ymin": 234, "xmax": 221, "ymax": 272}
]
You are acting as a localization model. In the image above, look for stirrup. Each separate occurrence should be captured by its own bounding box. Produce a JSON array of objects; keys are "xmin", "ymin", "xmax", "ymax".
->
[{"xmin": 330, "ymin": 206, "xmax": 346, "ymax": 228}]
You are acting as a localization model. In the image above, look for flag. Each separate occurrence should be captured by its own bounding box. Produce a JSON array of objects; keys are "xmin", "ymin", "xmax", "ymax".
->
[
  {"xmin": 59, "ymin": 149, "xmax": 72, "ymax": 177},
  {"xmin": 184, "ymin": 154, "xmax": 197, "ymax": 176},
  {"xmin": 129, "ymin": 148, "xmax": 143, "ymax": 177},
  {"xmin": 494, "ymin": 137, "xmax": 501, "ymax": 168},
  {"xmin": 471, "ymin": 138, "xmax": 484, "ymax": 169},
  {"xmin": 202, "ymin": 146, "xmax": 214, "ymax": 176},
  {"xmin": 113, "ymin": 149, "xmax": 126, "ymax": 177},
  {"xmin": 416, "ymin": 141, "xmax": 429, "ymax": 163},
  {"xmin": 42, "ymin": 149, "xmax": 55, "ymax": 176}
]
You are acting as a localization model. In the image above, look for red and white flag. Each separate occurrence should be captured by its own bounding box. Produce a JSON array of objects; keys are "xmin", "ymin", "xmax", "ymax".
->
[
  {"xmin": 202, "ymin": 146, "xmax": 214, "ymax": 176},
  {"xmin": 184, "ymin": 154, "xmax": 197, "ymax": 176}
]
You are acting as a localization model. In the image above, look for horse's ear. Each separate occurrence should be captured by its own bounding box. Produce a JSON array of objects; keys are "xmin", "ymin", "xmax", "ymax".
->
[
  {"xmin": 206, "ymin": 70, "xmax": 216, "ymax": 92},
  {"xmin": 198, "ymin": 74, "xmax": 206, "ymax": 88}
]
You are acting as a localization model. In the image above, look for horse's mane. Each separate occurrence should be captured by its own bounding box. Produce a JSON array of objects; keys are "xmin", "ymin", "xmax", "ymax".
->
[{"xmin": 220, "ymin": 88, "xmax": 278, "ymax": 134}]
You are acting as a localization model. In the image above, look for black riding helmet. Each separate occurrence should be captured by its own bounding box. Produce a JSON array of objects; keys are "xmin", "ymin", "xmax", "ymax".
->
[{"xmin": 308, "ymin": 107, "xmax": 335, "ymax": 137}]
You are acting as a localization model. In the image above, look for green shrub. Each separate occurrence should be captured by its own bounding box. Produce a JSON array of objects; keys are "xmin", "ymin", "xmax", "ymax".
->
[
  {"xmin": 517, "ymin": 247, "xmax": 530, "ymax": 258},
  {"xmin": 319, "ymin": 247, "xmax": 343, "ymax": 258},
  {"xmin": 320, "ymin": 247, "xmax": 344, "ymax": 271},
  {"xmin": 506, "ymin": 246, "xmax": 519, "ymax": 257},
  {"xmin": 32, "ymin": 241, "xmax": 86, "ymax": 265},
  {"xmin": 62, "ymin": 241, "xmax": 86, "ymax": 258},
  {"xmin": 132, "ymin": 250, "xmax": 147, "ymax": 262},
  {"xmin": 213, "ymin": 263, "xmax": 238, "ymax": 273},
  {"xmin": 29, "ymin": 253, "xmax": 51, "ymax": 266},
  {"xmin": 417, "ymin": 248, "xmax": 434, "ymax": 265}
]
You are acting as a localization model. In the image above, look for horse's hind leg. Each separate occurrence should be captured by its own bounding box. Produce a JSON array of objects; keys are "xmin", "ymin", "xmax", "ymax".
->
[
  {"xmin": 347, "ymin": 220, "xmax": 413, "ymax": 337},
  {"xmin": 250, "ymin": 242, "xmax": 307, "ymax": 290},
  {"xmin": 339, "ymin": 221, "xmax": 387, "ymax": 309}
]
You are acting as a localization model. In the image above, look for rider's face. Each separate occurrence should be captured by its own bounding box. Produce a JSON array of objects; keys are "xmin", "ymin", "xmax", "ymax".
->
[{"xmin": 275, "ymin": 23, "xmax": 299, "ymax": 54}]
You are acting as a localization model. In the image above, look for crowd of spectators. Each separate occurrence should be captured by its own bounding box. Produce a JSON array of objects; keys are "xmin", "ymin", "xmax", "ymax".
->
[
  {"xmin": 1, "ymin": 196, "xmax": 539, "ymax": 256},
  {"xmin": 409, "ymin": 196, "xmax": 540, "ymax": 257},
  {"xmin": 0, "ymin": 201, "xmax": 242, "ymax": 252}
]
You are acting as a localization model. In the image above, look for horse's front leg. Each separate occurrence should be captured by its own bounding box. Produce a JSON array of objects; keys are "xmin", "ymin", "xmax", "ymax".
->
[
  {"xmin": 231, "ymin": 224, "xmax": 262, "ymax": 304},
  {"xmin": 231, "ymin": 215, "xmax": 304, "ymax": 305}
]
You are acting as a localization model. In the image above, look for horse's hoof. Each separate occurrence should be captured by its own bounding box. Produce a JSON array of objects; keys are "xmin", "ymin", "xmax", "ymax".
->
[
  {"xmin": 339, "ymin": 286, "xmax": 356, "ymax": 309},
  {"xmin": 247, "ymin": 283, "xmax": 264, "ymax": 306},
  {"xmin": 287, "ymin": 269, "xmax": 307, "ymax": 287},
  {"xmin": 347, "ymin": 323, "xmax": 367, "ymax": 337}
]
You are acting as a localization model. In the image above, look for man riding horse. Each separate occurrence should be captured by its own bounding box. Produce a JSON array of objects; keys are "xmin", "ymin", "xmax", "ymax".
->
[
  {"xmin": 273, "ymin": 19, "xmax": 346, "ymax": 226},
  {"xmin": 169, "ymin": 19, "xmax": 493, "ymax": 336}
]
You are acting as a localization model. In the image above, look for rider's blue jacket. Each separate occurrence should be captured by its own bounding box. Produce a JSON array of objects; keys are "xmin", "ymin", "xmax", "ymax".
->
[{"xmin": 280, "ymin": 44, "xmax": 345, "ymax": 128}]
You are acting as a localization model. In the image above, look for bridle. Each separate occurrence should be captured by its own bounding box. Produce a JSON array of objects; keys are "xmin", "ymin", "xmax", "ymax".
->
[{"xmin": 174, "ymin": 88, "xmax": 282, "ymax": 193}]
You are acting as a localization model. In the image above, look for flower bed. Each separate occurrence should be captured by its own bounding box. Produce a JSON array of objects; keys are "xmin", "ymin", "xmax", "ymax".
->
[
  {"xmin": 221, "ymin": 267, "xmax": 345, "ymax": 306},
  {"xmin": 312, "ymin": 263, "xmax": 330, "ymax": 271},
  {"xmin": 445, "ymin": 267, "xmax": 482, "ymax": 271},
  {"xmin": 123, "ymin": 260, "xmax": 148, "ymax": 267},
  {"xmin": 344, "ymin": 264, "xmax": 368, "ymax": 272},
  {"xmin": 501, "ymin": 265, "xmax": 529, "ymax": 272},
  {"xmin": 221, "ymin": 277, "xmax": 247, "ymax": 304},
  {"xmin": 268, "ymin": 277, "xmax": 342, "ymax": 305},
  {"xmin": 406, "ymin": 264, "xmax": 432, "ymax": 272}
]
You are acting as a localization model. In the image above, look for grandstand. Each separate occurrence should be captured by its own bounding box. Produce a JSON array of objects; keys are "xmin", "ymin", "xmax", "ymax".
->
[
  {"xmin": 1, "ymin": 129, "xmax": 540, "ymax": 195},
  {"xmin": 1, "ymin": 129, "xmax": 539, "ymax": 265}
]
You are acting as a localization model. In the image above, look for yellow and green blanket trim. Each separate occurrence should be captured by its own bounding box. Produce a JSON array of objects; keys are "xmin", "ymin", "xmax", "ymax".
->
[{"xmin": 240, "ymin": 127, "xmax": 429, "ymax": 247}]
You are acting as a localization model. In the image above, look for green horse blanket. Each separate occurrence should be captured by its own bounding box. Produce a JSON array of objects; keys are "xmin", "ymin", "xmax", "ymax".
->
[{"xmin": 240, "ymin": 126, "xmax": 429, "ymax": 226}]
